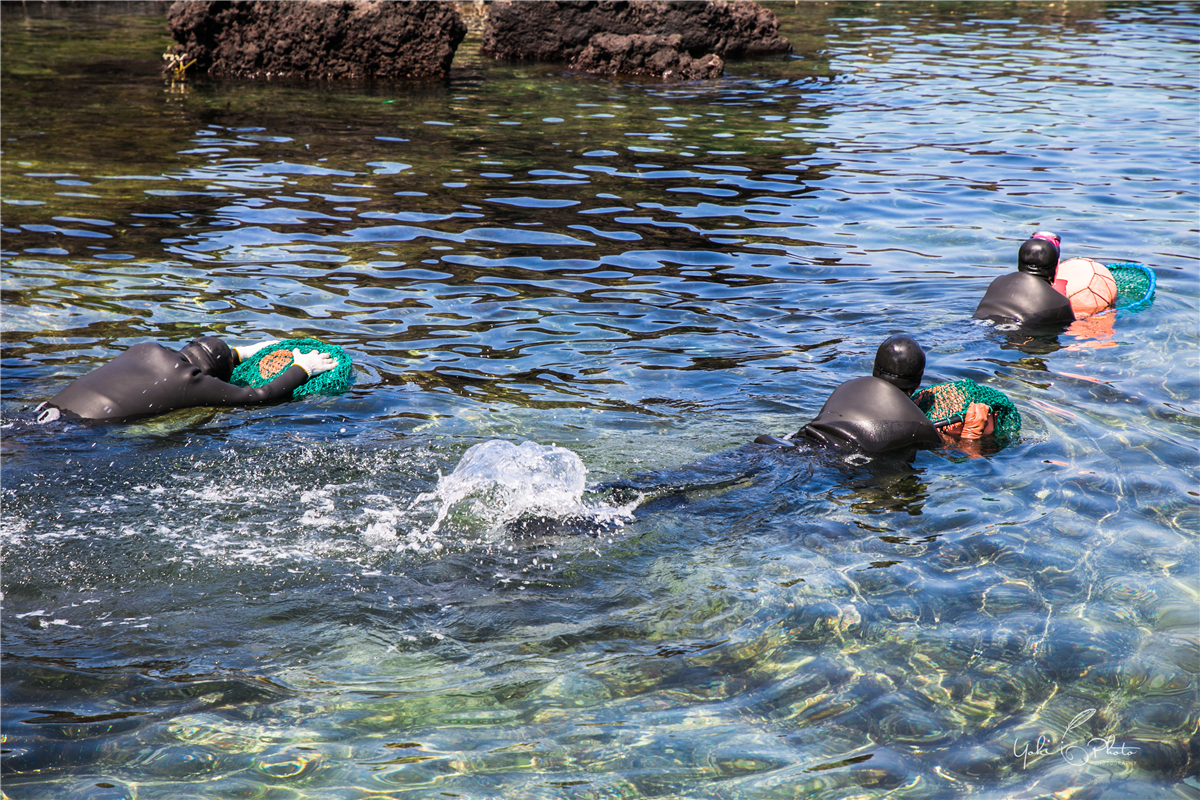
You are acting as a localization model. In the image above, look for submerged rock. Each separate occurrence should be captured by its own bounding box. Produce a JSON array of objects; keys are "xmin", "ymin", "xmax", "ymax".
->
[
  {"xmin": 167, "ymin": 0, "xmax": 467, "ymax": 80},
  {"xmin": 482, "ymin": 0, "xmax": 792, "ymax": 79}
]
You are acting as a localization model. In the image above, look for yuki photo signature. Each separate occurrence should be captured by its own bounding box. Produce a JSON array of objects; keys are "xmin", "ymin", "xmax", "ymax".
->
[{"xmin": 1013, "ymin": 709, "xmax": 1140, "ymax": 769}]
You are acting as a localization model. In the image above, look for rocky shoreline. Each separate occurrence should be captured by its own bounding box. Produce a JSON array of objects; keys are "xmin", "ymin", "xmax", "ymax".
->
[{"xmin": 165, "ymin": 0, "xmax": 792, "ymax": 82}]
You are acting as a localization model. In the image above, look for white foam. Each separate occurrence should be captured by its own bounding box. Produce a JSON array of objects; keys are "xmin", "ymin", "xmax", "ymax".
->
[
  {"xmin": 413, "ymin": 440, "xmax": 635, "ymax": 539},
  {"xmin": 4, "ymin": 442, "xmax": 635, "ymax": 567}
]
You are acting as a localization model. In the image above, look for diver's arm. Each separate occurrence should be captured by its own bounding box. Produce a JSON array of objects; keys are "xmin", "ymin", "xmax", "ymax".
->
[
  {"xmin": 232, "ymin": 339, "xmax": 280, "ymax": 362},
  {"xmin": 185, "ymin": 348, "xmax": 336, "ymax": 407},
  {"xmin": 184, "ymin": 365, "xmax": 310, "ymax": 407}
]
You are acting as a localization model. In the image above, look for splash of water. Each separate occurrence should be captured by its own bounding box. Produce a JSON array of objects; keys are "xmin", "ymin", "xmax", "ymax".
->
[{"xmin": 415, "ymin": 440, "xmax": 634, "ymax": 538}]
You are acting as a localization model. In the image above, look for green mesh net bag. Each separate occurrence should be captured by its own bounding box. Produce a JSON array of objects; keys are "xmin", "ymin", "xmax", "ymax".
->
[
  {"xmin": 1106, "ymin": 262, "xmax": 1155, "ymax": 312},
  {"xmin": 230, "ymin": 338, "xmax": 354, "ymax": 399},
  {"xmin": 910, "ymin": 379, "xmax": 1021, "ymax": 442}
]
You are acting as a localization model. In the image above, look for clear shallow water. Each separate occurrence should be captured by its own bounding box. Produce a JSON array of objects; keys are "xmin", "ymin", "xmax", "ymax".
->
[{"xmin": 1, "ymin": 3, "xmax": 1197, "ymax": 798}]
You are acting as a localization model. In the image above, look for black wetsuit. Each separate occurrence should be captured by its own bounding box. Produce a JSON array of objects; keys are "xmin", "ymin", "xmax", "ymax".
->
[
  {"xmin": 796, "ymin": 376, "xmax": 941, "ymax": 454},
  {"xmin": 48, "ymin": 342, "xmax": 307, "ymax": 422},
  {"xmin": 973, "ymin": 272, "xmax": 1075, "ymax": 326}
]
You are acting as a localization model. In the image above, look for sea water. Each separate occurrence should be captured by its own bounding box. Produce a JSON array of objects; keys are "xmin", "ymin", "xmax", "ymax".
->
[{"xmin": 1, "ymin": 3, "xmax": 1196, "ymax": 798}]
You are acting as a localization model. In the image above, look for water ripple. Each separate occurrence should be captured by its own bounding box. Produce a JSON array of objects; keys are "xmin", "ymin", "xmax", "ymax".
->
[{"xmin": 1, "ymin": 2, "xmax": 1197, "ymax": 798}]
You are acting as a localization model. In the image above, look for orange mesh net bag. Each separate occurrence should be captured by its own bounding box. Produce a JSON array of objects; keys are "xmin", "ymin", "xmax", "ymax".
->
[
  {"xmin": 910, "ymin": 379, "xmax": 1021, "ymax": 443},
  {"xmin": 230, "ymin": 338, "xmax": 353, "ymax": 399}
]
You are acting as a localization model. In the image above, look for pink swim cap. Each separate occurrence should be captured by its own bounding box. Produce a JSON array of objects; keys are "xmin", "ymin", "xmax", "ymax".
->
[{"xmin": 1031, "ymin": 230, "xmax": 1061, "ymax": 249}]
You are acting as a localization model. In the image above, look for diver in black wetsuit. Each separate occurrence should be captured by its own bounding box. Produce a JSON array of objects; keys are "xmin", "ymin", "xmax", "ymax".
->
[
  {"xmin": 755, "ymin": 335, "xmax": 942, "ymax": 454},
  {"xmin": 973, "ymin": 236, "xmax": 1075, "ymax": 326},
  {"xmin": 596, "ymin": 335, "xmax": 994, "ymax": 515},
  {"xmin": 802, "ymin": 335, "xmax": 943, "ymax": 453},
  {"xmin": 39, "ymin": 336, "xmax": 335, "ymax": 423}
]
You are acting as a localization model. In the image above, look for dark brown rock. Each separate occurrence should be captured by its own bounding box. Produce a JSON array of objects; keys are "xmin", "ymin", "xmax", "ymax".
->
[
  {"xmin": 570, "ymin": 33, "xmax": 723, "ymax": 80},
  {"xmin": 167, "ymin": 0, "xmax": 467, "ymax": 81},
  {"xmin": 481, "ymin": 0, "xmax": 791, "ymax": 64}
]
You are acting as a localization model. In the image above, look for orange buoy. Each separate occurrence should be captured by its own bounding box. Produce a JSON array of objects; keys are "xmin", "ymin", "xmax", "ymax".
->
[{"xmin": 1055, "ymin": 257, "xmax": 1117, "ymax": 317}]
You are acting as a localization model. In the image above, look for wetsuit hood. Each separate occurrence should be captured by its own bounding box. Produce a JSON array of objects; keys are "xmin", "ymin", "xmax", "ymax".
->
[
  {"xmin": 1018, "ymin": 238, "xmax": 1059, "ymax": 282},
  {"xmin": 179, "ymin": 336, "xmax": 235, "ymax": 382},
  {"xmin": 872, "ymin": 335, "xmax": 925, "ymax": 394}
]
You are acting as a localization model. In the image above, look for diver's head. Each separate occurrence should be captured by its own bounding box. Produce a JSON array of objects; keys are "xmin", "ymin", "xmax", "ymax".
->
[
  {"xmin": 873, "ymin": 334, "xmax": 925, "ymax": 394},
  {"xmin": 1017, "ymin": 237, "xmax": 1059, "ymax": 282},
  {"xmin": 180, "ymin": 336, "xmax": 235, "ymax": 382}
]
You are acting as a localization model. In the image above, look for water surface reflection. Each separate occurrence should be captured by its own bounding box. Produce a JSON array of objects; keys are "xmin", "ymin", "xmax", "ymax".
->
[{"xmin": 2, "ymin": 2, "xmax": 1197, "ymax": 798}]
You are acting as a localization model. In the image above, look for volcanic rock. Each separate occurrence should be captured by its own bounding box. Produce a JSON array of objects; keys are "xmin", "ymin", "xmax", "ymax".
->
[
  {"xmin": 571, "ymin": 33, "xmax": 723, "ymax": 80},
  {"xmin": 167, "ymin": 0, "xmax": 467, "ymax": 80},
  {"xmin": 482, "ymin": 0, "xmax": 791, "ymax": 78}
]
